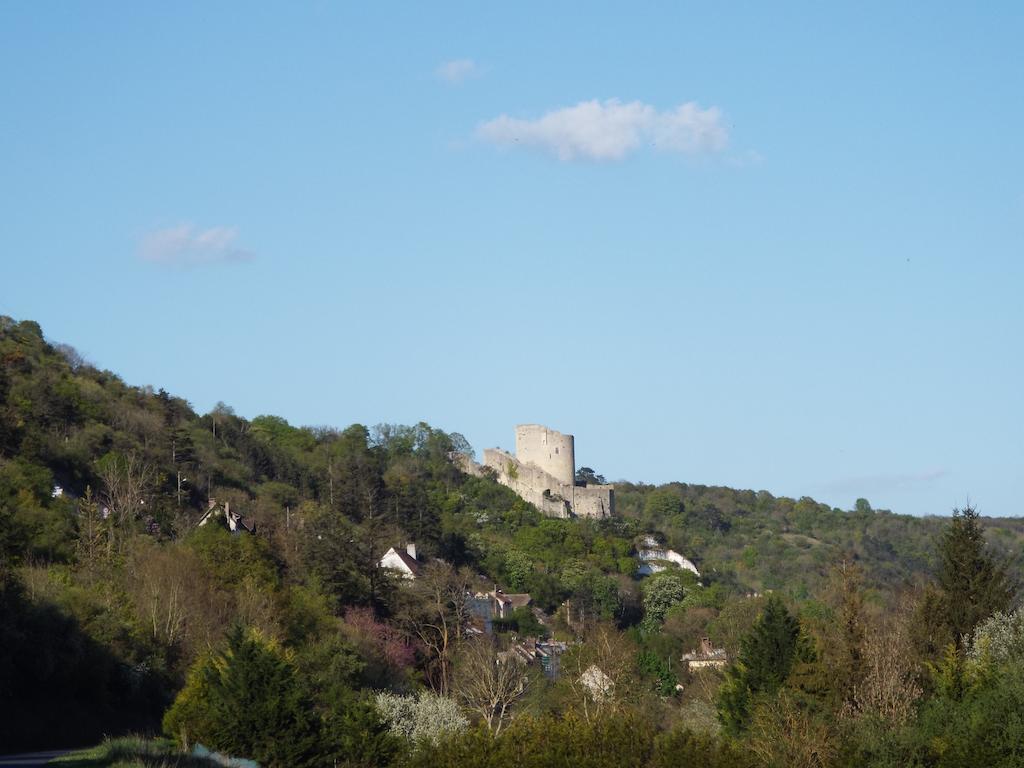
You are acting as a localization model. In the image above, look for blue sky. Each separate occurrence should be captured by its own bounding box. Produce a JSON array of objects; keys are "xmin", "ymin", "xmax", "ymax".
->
[{"xmin": 2, "ymin": 2, "xmax": 1022, "ymax": 517}]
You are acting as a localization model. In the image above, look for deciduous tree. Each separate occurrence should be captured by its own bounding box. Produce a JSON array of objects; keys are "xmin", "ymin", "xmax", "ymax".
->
[
  {"xmin": 397, "ymin": 561, "xmax": 473, "ymax": 694},
  {"xmin": 453, "ymin": 636, "xmax": 532, "ymax": 734}
]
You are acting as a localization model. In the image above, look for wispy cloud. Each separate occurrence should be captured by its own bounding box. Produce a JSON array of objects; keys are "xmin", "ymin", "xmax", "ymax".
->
[
  {"xmin": 436, "ymin": 58, "xmax": 478, "ymax": 84},
  {"xmin": 139, "ymin": 224, "xmax": 254, "ymax": 267},
  {"xmin": 477, "ymin": 99, "xmax": 728, "ymax": 161},
  {"xmin": 821, "ymin": 469, "xmax": 950, "ymax": 496}
]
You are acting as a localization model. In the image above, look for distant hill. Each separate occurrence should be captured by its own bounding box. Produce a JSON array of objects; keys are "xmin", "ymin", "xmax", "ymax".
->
[{"xmin": 2, "ymin": 313, "xmax": 1022, "ymax": 600}]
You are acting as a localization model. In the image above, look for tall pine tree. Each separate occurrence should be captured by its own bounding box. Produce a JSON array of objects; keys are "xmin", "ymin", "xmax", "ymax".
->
[
  {"xmin": 166, "ymin": 625, "xmax": 320, "ymax": 767},
  {"xmin": 937, "ymin": 505, "xmax": 1015, "ymax": 649},
  {"xmin": 718, "ymin": 594, "xmax": 806, "ymax": 734}
]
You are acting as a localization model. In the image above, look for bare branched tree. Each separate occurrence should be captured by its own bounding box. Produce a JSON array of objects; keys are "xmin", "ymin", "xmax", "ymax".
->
[
  {"xmin": 97, "ymin": 450, "xmax": 155, "ymax": 553},
  {"xmin": 398, "ymin": 561, "xmax": 473, "ymax": 695},
  {"xmin": 564, "ymin": 622, "xmax": 637, "ymax": 723},
  {"xmin": 54, "ymin": 342, "xmax": 87, "ymax": 371},
  {"xmin": 453, "ymin": 637, "xmax": 532, "ymax": 734},
  {"xmin": 128, "ymin": 540, "xmax": 231, "ymax": 656},
  {"xmin": 750, "ymin": 691, "xmax": 836, "ymax": 768},
  {"xmin": 853, "ymin": 607, "xmax": 922, "ymax": 726}
]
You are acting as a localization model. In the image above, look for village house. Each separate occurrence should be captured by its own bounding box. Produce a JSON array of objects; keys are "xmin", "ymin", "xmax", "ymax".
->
[
  {"xmin": 681, "ymin": 637, "xmax": 728, "ymax": 671},
  {"xmin": 468, "ymin": 589, "xmax": 533, "ymax": 634},
  {"xmin": 378, "ymin": 543, "xmax": 421, "ymax": 579},
  {"xmin": 197, "ymin": 498, "xmax": 255, "ymax": 534},
  {"xmin": 495, "ymin": 637, "xmax": 567, "ymax": 679},
  {"xmin": 488, "ymin": 589, "xmax": 532, "ymax": 619}
]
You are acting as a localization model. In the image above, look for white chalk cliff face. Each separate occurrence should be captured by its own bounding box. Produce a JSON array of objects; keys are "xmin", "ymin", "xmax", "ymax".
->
[
  {"xmin": 467, "ymin": 425, "xmax": 615, "ymax": 519},
  {"xmin": 636, "ymin": 536, "xmax": 700, "ymax": 577}
]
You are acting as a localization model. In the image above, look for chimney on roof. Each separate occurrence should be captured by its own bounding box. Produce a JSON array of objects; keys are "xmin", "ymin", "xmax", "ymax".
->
[
  {"xmin": 700, "ymin": 637, "xmax": 713, "ymax": 655},
  {"xmin": 406, "ymin": 542, "xmax": 417, "ymax": 560},
  {"xmin": 224, "ymin": 501, "xmax": 230, "ymax": 516}
]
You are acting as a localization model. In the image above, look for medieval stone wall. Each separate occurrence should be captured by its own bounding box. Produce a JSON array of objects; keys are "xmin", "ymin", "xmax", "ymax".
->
[
  {"xmin": 480, "ymin": 430, "xmax": 614, "ymax": 519},
  {"xmin": 482, "ymin": 448, "xmax": 571, "ymax": 517},
  {"xmin": 572, "ymin": 484, "xmax": 615, "ymax": 519}
]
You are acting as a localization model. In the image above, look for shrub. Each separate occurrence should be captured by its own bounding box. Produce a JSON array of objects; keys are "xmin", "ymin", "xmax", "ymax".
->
[
  {"xmin": 375, "ymin": 690, "xmax": 468, "ymax": 747},
  {"xmin": 163, "ymin": 625, "xmax": 319, "ymax": 767}
]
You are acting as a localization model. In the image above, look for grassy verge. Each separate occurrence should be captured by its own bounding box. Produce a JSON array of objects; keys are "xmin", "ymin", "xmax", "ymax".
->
[{"xmin": 48, "ymin": 737, "xmax": 227, "ymax": 768}]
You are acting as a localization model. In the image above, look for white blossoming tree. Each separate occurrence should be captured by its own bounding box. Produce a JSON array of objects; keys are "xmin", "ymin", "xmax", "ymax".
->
[{"xmin": 374, "ymin": 690, "xmax": 468, "ymax": 747}]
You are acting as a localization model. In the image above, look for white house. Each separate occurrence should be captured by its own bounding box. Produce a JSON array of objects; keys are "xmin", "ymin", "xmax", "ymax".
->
[
  {"xmin": 681, "ymin": 637, "xmax": 728, "ymax": 671},
  {"xmin": 378, "ymin": 543, "xmax": 421, "ymax": 579},
  {"xmin": 197, "ymin": 499, "xmax": 255, "ymax": 534},
  {"xmin": 636, "ymin": 535, "xmax": 700, "ymax": 577}
]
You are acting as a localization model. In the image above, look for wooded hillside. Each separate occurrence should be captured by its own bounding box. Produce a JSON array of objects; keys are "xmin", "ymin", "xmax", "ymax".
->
[{"xmin": 2, "ymin": 315, "xmax": 1022, "ymax": 766}]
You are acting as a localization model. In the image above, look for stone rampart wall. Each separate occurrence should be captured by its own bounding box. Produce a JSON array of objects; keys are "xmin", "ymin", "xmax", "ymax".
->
[
  {"xmin": 482, "ymin": 448, "xmax": 611, "ymax": 519},
  {"xmin": 482, "ymin": 448, "xmax": 569, "ymax": 517},
  {"xmin": 572, "ymin": 484, "xmax": 615, "ymax": 518}
]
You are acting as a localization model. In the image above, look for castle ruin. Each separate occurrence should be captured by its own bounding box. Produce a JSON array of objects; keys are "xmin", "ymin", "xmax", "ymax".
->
[{"xmin": 471, "ymin": 424, "xmax": 614, "ymax": 519}]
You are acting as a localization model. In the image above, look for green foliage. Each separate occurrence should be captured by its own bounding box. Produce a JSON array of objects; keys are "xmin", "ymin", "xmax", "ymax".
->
[
  {"xmin": 7, "ymin": 315, "xmax": 1024, "ymax": 763},
  {"xmin": 575, "ymin": 466, "xmax": 607, "ymax": 485},
  {"xmin": 503, "ymin": 549, "xmax": 532, "ymax": 591},
  {"xmin": 717, "ymin": 594, "xmax": 806, "ymax": 734},
  {"xmin": 0, "ymin": 565, "xmax": 164, "ymax": 753},
  {"xmin": 322, "ymin": 697, "xmax": 400, "ymax": 768},
  {"xmin": 408, "ymin": 713, "xmax": 752, "ymax": 768},
  {"xmin": 737, "ymin": 594, "xmax": 805, "ymax": 693},
  {"xmin": 640, "ymin": 569, "xmax": 688, "ymax": 631},
  {"xmin": 637, "ymin": 650, "xmax": 678, "ymax": 696},
  {"xmin": 936, "ymin": 505, "xmax": 1015, "ymax": 649},
  {"xmin": 651, "ymin": 726, "xmax": 753, "ymax": 768},
  {"xmin": 186, "ymin": 522, "xmax": 279, "ymax": 590},
  {"xmin": 492, "ymin": 605, "xmax": 548, "ymax": 638},
  {"xmin": 902, "ymin": 662, "xmax": 1024, "ymax": 767},
  {"xmin": 163, "ymin": 648, "xmax": 215, "ymax": 748},
  {"xmin": 164, "ymin": 625, "xmax": 319, "ymax": 767}
]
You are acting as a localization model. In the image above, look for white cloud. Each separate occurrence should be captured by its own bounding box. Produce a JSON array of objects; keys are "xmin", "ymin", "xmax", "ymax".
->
[
  {"xmin": 436, "ymin": 58, "xmax": 478, "ymax": 84},
  {"xmin": 477, "ymin": 98, "xmax": 728, "ymax": 161},
  {"xmin": 139, "ymin": 224, "xmax": 254, "ymax": 266}
]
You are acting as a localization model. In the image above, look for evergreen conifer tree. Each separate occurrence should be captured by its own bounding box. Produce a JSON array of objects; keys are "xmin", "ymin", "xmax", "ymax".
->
[
  {"xmin": 937, "ymin": 506, "xmax": 1015, "ymax": 648},
  {"xmin": 717, "ymin": 593, "xmax": 806, "ymax": 734},
  {"xmin": 192, "ymin": 625, "xmax": 320, "ymax": 767},
  {"xmin": 738, "ymin": 593, "xmax": 803, "ymax": 693}
]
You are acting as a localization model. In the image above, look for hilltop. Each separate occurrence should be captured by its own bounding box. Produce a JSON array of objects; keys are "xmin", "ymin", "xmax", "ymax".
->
[{"xmin": 3, "ymin": 314, "xmax": 1021, "ymax": 600}]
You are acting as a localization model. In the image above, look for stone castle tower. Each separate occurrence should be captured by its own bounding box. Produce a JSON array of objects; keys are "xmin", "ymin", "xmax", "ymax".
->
[{"xmin": 471, "ymin": 424, "xmax": 614, "ymax": 519}]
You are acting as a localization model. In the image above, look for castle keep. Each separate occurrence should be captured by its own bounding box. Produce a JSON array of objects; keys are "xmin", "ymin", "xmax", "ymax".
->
[{"xmin": 476, "ymin": 424, "xmax": 614, "ymax": 519}]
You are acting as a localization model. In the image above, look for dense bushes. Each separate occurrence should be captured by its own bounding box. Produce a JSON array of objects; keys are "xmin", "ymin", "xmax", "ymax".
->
[
  {"xmin": 164, "ymin": 625, "xmax": 397, "ymax": 768},
  {"xmin": 406, "ymin": 715, "xmax": 752, "ymax": 768},
  {"xmin": 0, "ymin": 566, "xmax": 165, "ymax": 752}
]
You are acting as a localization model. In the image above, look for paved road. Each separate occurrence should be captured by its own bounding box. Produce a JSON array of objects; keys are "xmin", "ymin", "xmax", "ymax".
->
[{"xmin": 0, "ymin": 751, "xmax": 72, "ymax": 767}]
